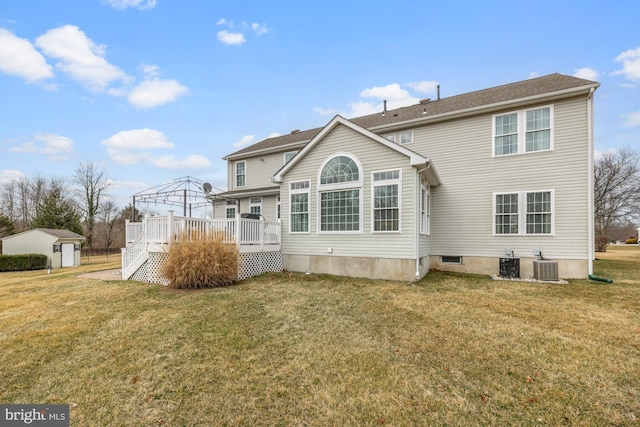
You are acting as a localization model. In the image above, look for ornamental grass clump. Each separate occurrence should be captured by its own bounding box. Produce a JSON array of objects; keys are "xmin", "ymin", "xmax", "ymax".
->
[{"xmin": 161, "ymin": 229, "xmax": 238, "ymax": 289}]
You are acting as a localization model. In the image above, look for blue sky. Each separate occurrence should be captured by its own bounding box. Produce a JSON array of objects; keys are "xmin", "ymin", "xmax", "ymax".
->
[{"xmin": 1, "ymin": 0, "xmax": 639, "ymax": 215}]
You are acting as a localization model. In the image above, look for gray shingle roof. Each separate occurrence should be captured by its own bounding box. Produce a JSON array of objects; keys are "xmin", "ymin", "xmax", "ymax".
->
[
  {"xmin": 225, "ymin": 73, "xmax": 598, "ymax": 159},
  {"xmin": 37, "ymin": 228, "xmax": 85, "ymax": 239}
]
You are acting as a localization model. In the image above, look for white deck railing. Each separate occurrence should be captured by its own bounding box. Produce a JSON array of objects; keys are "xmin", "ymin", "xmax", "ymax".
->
[{"xmin": 122, "ymin": 210, "xmax": 281, "ymax": 279}]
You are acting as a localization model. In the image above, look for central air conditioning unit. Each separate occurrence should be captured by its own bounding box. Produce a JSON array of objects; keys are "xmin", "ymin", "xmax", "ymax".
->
[{"xmin": 533, "ymin": 260, "xmax": 558, "ymax": 281}]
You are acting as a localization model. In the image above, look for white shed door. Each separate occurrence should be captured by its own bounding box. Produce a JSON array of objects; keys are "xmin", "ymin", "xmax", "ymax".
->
[{"xmin": 61, "ymin": 243, "xmax": 75, "ymax": 267}]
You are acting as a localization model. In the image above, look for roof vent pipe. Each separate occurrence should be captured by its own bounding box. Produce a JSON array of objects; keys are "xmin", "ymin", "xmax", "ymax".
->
[
  {"xmin": 437, "ymin": 85, "xmax": 441, "ymax": 100},
  {"xmin": 382, "ymin": 100, "xmax": 387, "ymax": 116}
]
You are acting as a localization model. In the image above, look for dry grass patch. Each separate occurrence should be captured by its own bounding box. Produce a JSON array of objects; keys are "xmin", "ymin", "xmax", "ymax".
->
[{"xmin": 0, "ymin": 247, "xmax": 638, "ymax": 425}]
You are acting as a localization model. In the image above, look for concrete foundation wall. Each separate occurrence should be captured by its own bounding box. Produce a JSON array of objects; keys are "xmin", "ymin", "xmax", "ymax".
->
[
  {"xmin": 284, "ymin": 254, "xmax": 422, "ymax": 282},
  {"xmin": 430, "ymin": 255, "xmax": 588, "ymax": 279}
]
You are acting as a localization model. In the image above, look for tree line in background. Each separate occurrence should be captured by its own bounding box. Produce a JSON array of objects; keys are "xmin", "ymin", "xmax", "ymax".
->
[
  {"xmin": 0, "ymin": 162, "xmax": 141, "ymax": 250},
  {"xmin": 594, "ymin": 146, "xmax": 640, "ymax": 251},
  {"xmin": 1, "ymin": 148, "xmax": 639, "ymax": 253}
]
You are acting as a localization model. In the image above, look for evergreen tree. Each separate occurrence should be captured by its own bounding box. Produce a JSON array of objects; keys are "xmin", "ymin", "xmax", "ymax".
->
[{"xmin": 31, "ymin": 189, "xmax": 84, "ymax": 235}]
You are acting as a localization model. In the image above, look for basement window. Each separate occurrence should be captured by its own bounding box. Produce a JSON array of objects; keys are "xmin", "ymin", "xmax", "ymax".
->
[{"xmin": 441, "ymin": 256, "xmax": 462, "ymax": 264}]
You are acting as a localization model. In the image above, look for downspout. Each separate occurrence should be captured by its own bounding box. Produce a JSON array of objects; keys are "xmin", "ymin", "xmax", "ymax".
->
[
  {"xmin": 587, "ymin": 87, "xmax": 595, "ymax": 276},
  {"xmin": 415, "ymin": 163, "xmax": 431, "ymax": 280}
]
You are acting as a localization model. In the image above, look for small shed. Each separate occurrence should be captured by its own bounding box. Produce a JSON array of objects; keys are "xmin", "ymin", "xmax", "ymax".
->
[{"xmin": 1, "ymin": 228, "xmax": 85, "ymax": 268}]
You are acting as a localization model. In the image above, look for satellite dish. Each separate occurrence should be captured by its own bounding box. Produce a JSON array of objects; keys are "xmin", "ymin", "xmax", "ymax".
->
[{"xmin": 202, "ymin": 182, "xmax": 212, "ymax": 194}]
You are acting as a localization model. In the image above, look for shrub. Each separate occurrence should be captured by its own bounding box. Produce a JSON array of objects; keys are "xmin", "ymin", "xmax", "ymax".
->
[
  {"xmin": 595, "ymin": 236, "xmax": 610, "ymax": 252},
  {"xmin": 161, "ymin": 230, "xmax": 238, "ymax": 289},
  {"xmin": 0, "ymin": 254, "xmax": 48, "ymax": 272},
  {"xmin": 625, "ymin": 236, "xmax": 638, "ymax": 244}
]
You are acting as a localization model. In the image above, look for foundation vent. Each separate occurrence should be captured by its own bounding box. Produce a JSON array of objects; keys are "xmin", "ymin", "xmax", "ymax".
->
[{"xmin": 533, "ymin": 260, "xmax": 558, "ymax": 281}]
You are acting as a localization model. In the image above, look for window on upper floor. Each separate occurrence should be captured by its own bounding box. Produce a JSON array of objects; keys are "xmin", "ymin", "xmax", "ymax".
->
[
  {"xmin": 400, "ymin": 130, "xmax": 413, "ymax": 144},
  {"xmin": 235, "ymin": 161, "xmax": 246, "ymax": 187},
  {"xmin": 319, "ymin": 155, "xmax": 362, "ymax": 232},
  {"xmin": 372, "ymin": 169, "xmax": 401, "ymax": 232},
  {"xmin": 284, "ymin": 151, "xmax": 297, "ymax": 164},
  {"xmin": 385, "ymin": 133, "xmax": 396, "ymax": 143},
  {"xmin": 493, "ymin": 106, "xmax": 553, "ymax": 156},
  {"xmin": 290, "ymin": 181, "xmax": 310, "ymax": 233},
  {"xmin": 494, "ymin": 190, "xmax": 554, "ymax": 235}
]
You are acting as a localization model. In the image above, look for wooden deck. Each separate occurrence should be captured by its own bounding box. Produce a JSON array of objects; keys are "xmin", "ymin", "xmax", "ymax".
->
[{"xmin": 121, "ymin": 210, "xmax": 281, "ymax": 281}]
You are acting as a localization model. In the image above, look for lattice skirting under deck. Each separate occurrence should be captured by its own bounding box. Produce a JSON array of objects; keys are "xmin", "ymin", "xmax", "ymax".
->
[
  {"xmin": 238, "ymin": 251, "xmax": 283, "ymax": 280},
  {"xmin": 130, "ymin": 250, "xmax": 282, "ymax": 285}
]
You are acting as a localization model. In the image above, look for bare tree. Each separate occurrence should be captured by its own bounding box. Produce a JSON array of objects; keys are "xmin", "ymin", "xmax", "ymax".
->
[
  {"xmin": 0, "ymin": 175, "xmax": 67, "ymax": 232},
  {"xmin": 594, "ymin": 146, "xmax": 640, "ymax": 248},
  {"xmin": 95, "ymin": 200, "xmax": 121, "ymax": 249},
  {"xmin": 73, "ymin": 162, "xmax": 111, "ymax": 248}
]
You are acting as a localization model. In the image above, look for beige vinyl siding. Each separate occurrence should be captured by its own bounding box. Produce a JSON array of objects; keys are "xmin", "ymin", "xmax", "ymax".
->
[
  {"xmin": 414, "ymin": 96, "xmax": 590, "ymax": 260},
  {"xmin": 281, "ymin": 124, "xmax": 417, "ymax": 260},
  {"xmin": 229, "ymin": 151, "xmax": 290, "ymax": 190}
]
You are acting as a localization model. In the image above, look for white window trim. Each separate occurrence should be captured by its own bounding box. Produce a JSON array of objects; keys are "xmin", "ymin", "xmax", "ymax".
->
[
  {"xmin": 225, "ymin": 206, "xmax": 236, "ymax": 219},
  {"xmin": 289, "ymin": 180, "xmax": 310, "ymax": 234},
  {"xmin": 317, "ymin": 153, "xmax": 364, "ymax": 234},
  {"xmin": 492, "ymin": 105, "xmax": 554, "ymax": 157},
  {"xmin": 400, "ymin": 130, "xmax": 413, "ymax": 145},
  {"xmin": 492, "ymin": 189, "xmax": 555, "ymax": 236},
  {"xmin": 419, "ymin": 175, "xmax": 430, "ymax": 235},
  {"xmin": 284, "ymin": 151, "xmax": 297, "ymax": 164},
  {"xmin": 249, "ymin": 197, "xmax": 262, "ymax": 215},
  {"xmin": 371, "ymin": 169, "xmax": 402, "ymax": 233},
  {"xmin": 384, "ymin": 133, "xmax": 396, "ymax": 143},
  {"xmin": 235, "ymin": 161, "xmax": 246, "ymax": 188}
]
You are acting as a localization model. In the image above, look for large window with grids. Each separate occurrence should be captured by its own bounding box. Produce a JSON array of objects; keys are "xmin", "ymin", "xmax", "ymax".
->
[
  {"xmin": 372, "ymin": 169, "xmax": 401, "ymax": 232},
  {"xmin": 319, "ymin": 155, "xmax": 362, "ymax": 232},
  {"xmin": 493, "ymin": 106, "xmax": 553, "ymax": 156},
  {"xmin": 494, "ymin": 190, "xmax": 554, "ymax": 235}
]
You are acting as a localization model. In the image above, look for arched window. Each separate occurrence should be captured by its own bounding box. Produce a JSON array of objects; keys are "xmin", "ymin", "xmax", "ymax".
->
[
  {"xmin": 318, "ymin": 154, "xmax": 362, "ymax": 232},
  {"xmin": 320, "ymin": 156, "xmax": 360, "ymax": 184}
]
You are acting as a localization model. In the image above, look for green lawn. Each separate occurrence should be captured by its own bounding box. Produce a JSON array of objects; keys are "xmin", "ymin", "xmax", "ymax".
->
[{"xmin": 1, "ymin": 249, "xmax": 638, "ymax": 426}]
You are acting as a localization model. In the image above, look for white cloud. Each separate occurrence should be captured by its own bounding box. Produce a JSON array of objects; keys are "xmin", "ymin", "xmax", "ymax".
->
[
  {"xmin": 149, "ymin": 154, "xmax": 210, "ymax": 169},
  {"xmin": 0, "ymin": 28, "xmax": 54, "ymax": 83},
  {"xmin": 35, "ymin": 25, "xmax": 128, "ymax": 92},
  {"xmin": 217, "ymin": 30, "xmax": 246, "ymax": 45},
  {"xmin": 103, "ymin": 0, "xmax": 156, "ymax": 10},
  {"xmin": 614, "ymin": 47, "xmax": 640, "ymax": 81},
  {"xmin": 574, "ymin": 67, "xmax": 599, "ymax": 81},
  {"xmin": 128, "ymin": 77, "xmax": 188, "ymax": 109},
  {"xmin": 101, "ymin": 128, "xmax": 209, "ymax": 169},
  {"xmin": 528, "ymin": 72, "xmax": 539, "ymax": 79},
  {"xmin": 621, "ymin": 111, "xmax": 640, "ymax": 127},
  {"xmin": 233, "ymin": 134, "xmax": 256, "ymax": 148},
  {"xmin": 594, "ymin": 148, "xmax": 619, "ymax": 160},
  {"xmin": 338, "ymin": 83, "xmax": 419, "ymax": 118},
  {"xmin": 313, "ymin": 107, "xmax": 338, "ymax": 116},
  {"xmin": 251, "ymin": 23, "xmax": 268, "ymax": 36},
  {"xmin": 8, "ymin": 133, "xmax": 74, "ymax": 159},
  {"xmin": 406, "ymin": 80, "xmax": 439, "ymax": 95},
  {"xmin": 0, "ymin": 169, "xmax": 26, "ymax": 184}
]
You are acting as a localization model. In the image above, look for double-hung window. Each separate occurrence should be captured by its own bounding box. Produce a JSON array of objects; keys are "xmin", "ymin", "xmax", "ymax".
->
[
  {"xmin": 493, "ymin": 106, "xmax": 553, "ymax": 156},
  {"xmin": 494, "ymin": 190, "xmax": 554, "ymax": 235},
  {"xmin": 290, "ymin": 181, "xmax": 310, "ymax": 233},
  {"xmin": 372, "ymin": 169, "xmax": 401, "ymax": 232},
  {"xmin": 225, "ymin": 201, "xmax": 236, "ymax": 219},
  {"xmin": 250, "ymin": 197, "xmax": 262, "ymax": 215},
  {"xmin": 319, "ymin": 155, "xmax": 362, "ymax": 232},
  {"xmin": 235, "ymin": 161, "xmax": 246, "ymax": 188}
]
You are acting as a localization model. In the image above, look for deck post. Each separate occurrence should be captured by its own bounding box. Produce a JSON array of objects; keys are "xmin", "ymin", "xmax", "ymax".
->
[
  {"xmin": 167, "ymin": 210, "xmax": 174, "ymax": 246},
  {"xmin": 235, "ymin": 213, "xmax": 241, "ymax": 245}
]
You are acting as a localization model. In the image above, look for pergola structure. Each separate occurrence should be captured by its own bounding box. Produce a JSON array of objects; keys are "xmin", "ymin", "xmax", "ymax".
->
[{"xmin": 130, "ymin": 176, "xmax": 224, "ymax": 221}]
